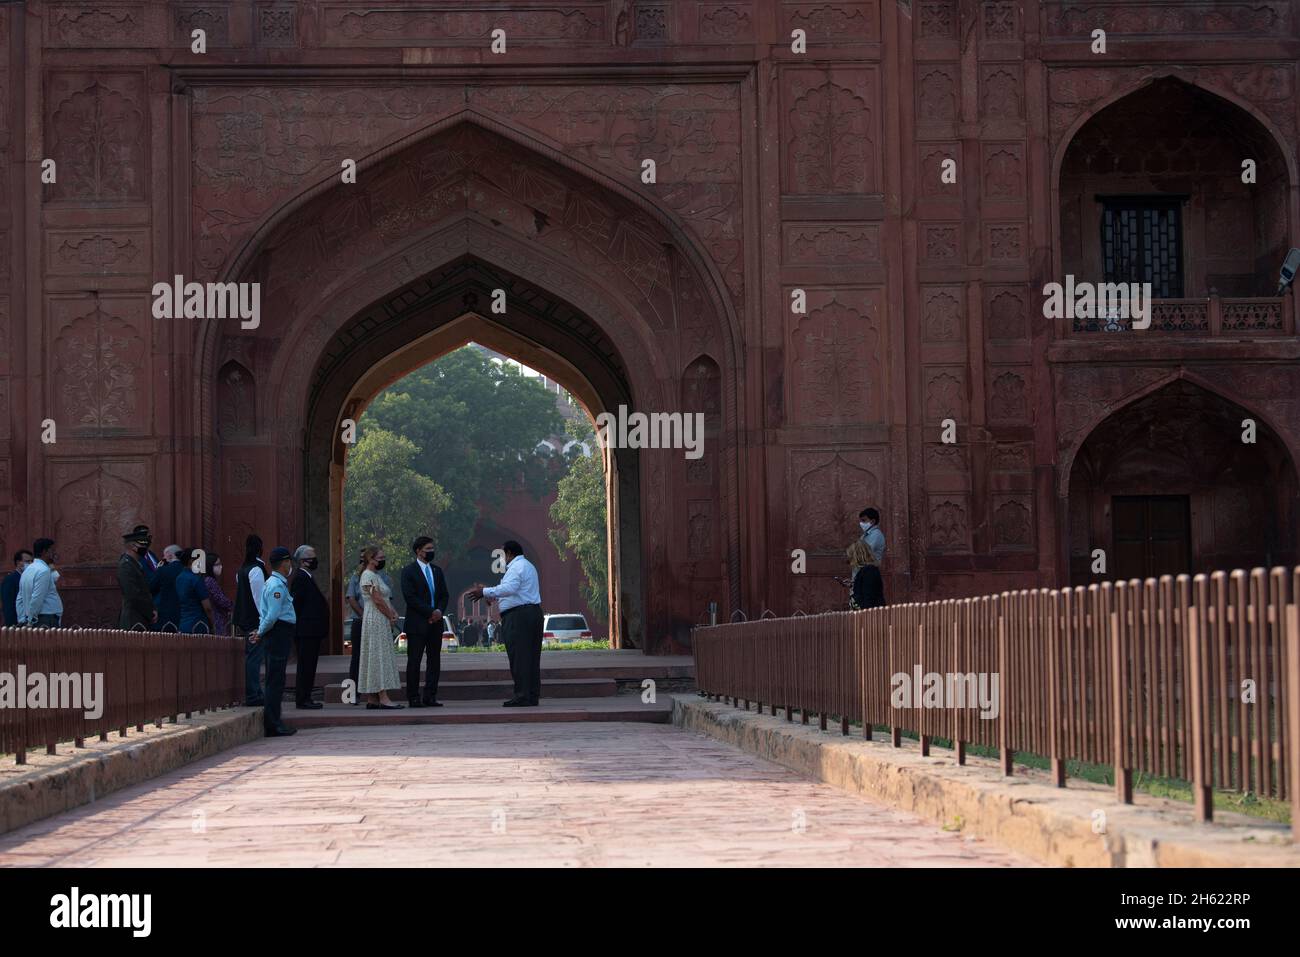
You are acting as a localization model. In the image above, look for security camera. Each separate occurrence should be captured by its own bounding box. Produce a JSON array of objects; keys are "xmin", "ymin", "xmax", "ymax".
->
[{"xmin": 1277, "ymin": 247, "xmax": 1300, "ymax": 295}]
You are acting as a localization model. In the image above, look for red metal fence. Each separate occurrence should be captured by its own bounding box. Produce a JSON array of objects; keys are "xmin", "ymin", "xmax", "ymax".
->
[
  {"xmin": 693, "ymin": 567, "xmax": 1300, "ymax": 840},
  {"xmin": 0, "ymin": 626, "xmax": 245, "ymax": 764}
]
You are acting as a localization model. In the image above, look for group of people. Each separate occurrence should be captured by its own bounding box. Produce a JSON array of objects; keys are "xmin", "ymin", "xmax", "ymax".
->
[
  {"xmin": 116, "ymin": 526, "xmax": 234, "ymax": 634},
  {"xmin": 333, "ymin": 535, "xmax": 546, "ymax": 714},
  {"xmin": 843, "ymin": 506, "xmax": 888, "ymax": 610},
  {"xmin": 2, "ymin": 540, "xmax": 61, "ymax": 627},
  {"xmin": 1, "ymin": 523, "xmax": 547, "ymax": 733}
]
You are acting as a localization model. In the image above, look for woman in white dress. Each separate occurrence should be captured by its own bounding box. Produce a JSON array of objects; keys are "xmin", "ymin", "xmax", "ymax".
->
[{"xmin": 357, "ymin": 546, "xmax": 404, "ymax": 710}]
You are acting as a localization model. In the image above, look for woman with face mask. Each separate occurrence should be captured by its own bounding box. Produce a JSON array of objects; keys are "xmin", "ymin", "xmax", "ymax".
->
[
  {"xmin": 203, "ymin": 553, "xmax": 233, "ymax": 636},
  {"xmin": 357, "ymin": 546, "xmax": 404, "ymax": 709}
]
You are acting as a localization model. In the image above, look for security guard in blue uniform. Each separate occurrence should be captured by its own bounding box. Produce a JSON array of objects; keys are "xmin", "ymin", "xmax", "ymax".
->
[{"xmin": 251, "ymin": 546, "xmax": 298, "ymax": 737}]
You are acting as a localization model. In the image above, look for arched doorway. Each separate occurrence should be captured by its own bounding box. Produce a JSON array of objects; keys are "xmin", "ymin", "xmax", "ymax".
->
[
  {"xmin": 312, "ymin": 302, "xmax": 621, "ymax": 655},
  {"xmin": 1057, "ymin": 76, "xmax": 1293, "ymax": 318},
  {"xmin": 1066, "ymin": 379, "xmax": 1299, "ymax": 584},
  {"xmin": 200, "ymin": 117, "xmax": 740, "ymax": 653}
]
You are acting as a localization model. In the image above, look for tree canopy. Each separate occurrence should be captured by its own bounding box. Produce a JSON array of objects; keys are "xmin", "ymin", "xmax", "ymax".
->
[
  {"xmin": 548, "ymin": 417, "xmax": 609, "ymax": 621},
  {"xmin": 343, "ymin": 427, "xmax": 451, "ymax": 571},
  {"xmin": 357, "ymin": 346, "xmax": 565, "ymax": 561}
]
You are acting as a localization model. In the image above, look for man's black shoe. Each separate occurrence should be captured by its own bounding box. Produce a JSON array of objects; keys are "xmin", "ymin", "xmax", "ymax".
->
[
  {"xmin": 503, "ymin": 697, "xmax": 527, "ymax": 707},
  {"xmin": 408, "ymin": 699, "xmax": 428, "ymax": 708},
  {"xmin": 423, "ymin": 699, "xmax": 445, "ymax": 708},
  {"xmin": 265, "ymin": 726, "xmax": 298, "ymax": 737},
  {"xmin": 296, "ymin": 701, "xmax": 323, "ymax": 710}
]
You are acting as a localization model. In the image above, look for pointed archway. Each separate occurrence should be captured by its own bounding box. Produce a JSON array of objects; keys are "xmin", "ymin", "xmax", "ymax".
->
[
  {"xmin": 1066, "ymin": 379, "xmax": 1299, "ymax": 583},
  {"xmin": 203, "ymin": 119, "xmax": 740, "ymax": 652}
]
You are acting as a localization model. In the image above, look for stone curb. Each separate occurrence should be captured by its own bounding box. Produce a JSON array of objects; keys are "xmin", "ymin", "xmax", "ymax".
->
[
  {"xmin": 0, "ymin": 708, "xmax": 263, "ymax": 836},
  {"xmin": 671, "ymin": 695, "xmax": 1300, "ymax": 868}
]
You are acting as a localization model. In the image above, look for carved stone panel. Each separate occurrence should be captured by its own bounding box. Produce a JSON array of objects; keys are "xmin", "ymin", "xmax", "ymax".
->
[
  {"xmin": 991, "ymin": 496, "xmax": 1034, "ymax": 550},
  {"xmin": 782, "ymin": 223, "xmax": 880, "ymax": 265},
  {"xmin": 917, "ymin": 65, "xmax": 958, "ymax": 123},
  {"xmin": 928, "ymin": 495, "xmax": 971, "ymax": 552},
  {"xmin": 698, "ymin": 3, "xmax": 755, "ymax": 42},
  {"xmin": 788, "ymin": 288, "xmax": 884, "ymax": 425},
  {"xmin": 982, "ymin": 143, "xmax": 1025, "ymax": 199},
  {"xmin": 917, "ymin": 0, "xmax": 956, "ymax": 38},
  {"xmin": 320, "ymin": 4, "xmax": 609, "ymax": 46},
  {"xmin": 985, "ymin": 285, "xmax": 1029, "ymax": 340},
  {"xmin": 51, "ymin": 459, "xmax": 148, "ymax": 564},
  {"xmin": 45, "ymin": 229, "xmax": 149, "ymax": 278},
  {"xmin": 922, "ymin": 285, "xmax": 964, "ymax": 342},
  {"xmin": 981, "ymin": 65, "xmax": 1023, "ymax": 120},
  {"xmin": 782, "ymin": 66, "xmax": 879, "ymax": 194},
  {"xmin": 988, "ymin": 366, "xmax": 1031, "ymax": 425},
  {"xmin": 49, "ymin": 296, "xmax": 149, "ymax": 434},
  {"xmin": 789, "ymin": 448, "xmax": 886, "ymax": 554},
  {"xmin": 47, "ymin": 73, "xmax": 148, "ymax": 202},
  {"xmin": 783, "ymin": 2, "xmax": 880, "ymax": 41},
  {"xmin": 924, "ymin": 366, "xmax": 966, "ymax": 425}
]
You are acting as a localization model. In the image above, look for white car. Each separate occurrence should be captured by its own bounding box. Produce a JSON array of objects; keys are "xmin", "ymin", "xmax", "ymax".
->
[
  {"xmin": 542, "ymin": 614, "xmax": 592, "ymax": 647},
  {"xmin": 395, "ymin": 615, "xmax": 458, "ymax": 653}
]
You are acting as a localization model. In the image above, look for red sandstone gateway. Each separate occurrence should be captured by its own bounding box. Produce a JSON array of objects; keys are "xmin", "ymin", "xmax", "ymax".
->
[{"xmin": 6, "ymin": 3, "xmax": 1297, "ymax": 656}]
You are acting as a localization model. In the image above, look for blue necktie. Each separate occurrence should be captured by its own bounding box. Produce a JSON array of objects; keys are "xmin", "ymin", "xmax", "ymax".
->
[{"xmin": 424, "ymin": 564, "xmax": 435, "ymax": 599}]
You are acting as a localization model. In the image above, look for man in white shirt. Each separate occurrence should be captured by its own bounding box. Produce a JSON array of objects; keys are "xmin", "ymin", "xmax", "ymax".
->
[{"xmin": 468, "ymin": 540, "xmax": 543, "ymax": 707}]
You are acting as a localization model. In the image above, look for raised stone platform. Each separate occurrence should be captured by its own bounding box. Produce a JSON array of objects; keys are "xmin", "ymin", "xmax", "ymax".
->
[
  {"xmin": 285, "ymin": 696, "xmax": 671, "ymax": 729},
  {"xmin": 292, "ymin": 649, "xmax": 695, "ymax": 706}
]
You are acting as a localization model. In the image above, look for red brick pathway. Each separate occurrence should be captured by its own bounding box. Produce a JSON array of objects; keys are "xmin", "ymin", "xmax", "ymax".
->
[{"xmin": 0, "ymin": 725, "xmax": 1032, "ymax": 867}]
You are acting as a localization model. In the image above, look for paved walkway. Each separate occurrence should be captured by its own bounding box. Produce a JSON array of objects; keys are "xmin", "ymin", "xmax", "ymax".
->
[{"xmin": 0, "ymin": 725, "xmax": 1031, "ymax": 867}]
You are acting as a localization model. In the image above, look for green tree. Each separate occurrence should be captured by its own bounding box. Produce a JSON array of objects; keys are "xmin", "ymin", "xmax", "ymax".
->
[
  {"xmin": 548, "ymin": 418, "xmax": 609, "ymax": 621},
  {"xmin": 343, "ymin": 427, "xmax": 451, "ymax": 569},
  {"xmin": 362, "ymin": 346, "xmax": 564, "ymax": 560}
]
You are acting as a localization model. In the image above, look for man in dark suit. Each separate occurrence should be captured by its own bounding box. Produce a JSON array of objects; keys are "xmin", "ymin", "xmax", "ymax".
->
[
  {"xmin": 400, "ymin": 536, "xmax": 449, "ymax": 708},
  {"xmin": 117, "ymin": 527, "xmax": 157, "ymax": 629},
  {"xmin": 150, "ymin": 544, "xmax": 185, "ymax": 631},
  {"xmin": 289, "ymin": 544, "xmax": 327, "ymax": 710},
  {"xmin": 2, "ymin": 549, "xmax": 32, "ymax": 626}
]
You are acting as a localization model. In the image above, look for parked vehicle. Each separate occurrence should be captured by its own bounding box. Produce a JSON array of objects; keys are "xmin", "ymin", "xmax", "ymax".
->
[
  {"xmin": 393, "ymin": 615, "xmax": 458, "ymax": 652},
  {"xmin": 542, "ymin": 613, "xmax": 592, "ymax": 647}
]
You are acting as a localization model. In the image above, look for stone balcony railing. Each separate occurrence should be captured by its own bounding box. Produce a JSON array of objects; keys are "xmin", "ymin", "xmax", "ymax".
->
[{"xmin": 1070, "ymin": 294, "xmax": 1294, "ymax": 336}]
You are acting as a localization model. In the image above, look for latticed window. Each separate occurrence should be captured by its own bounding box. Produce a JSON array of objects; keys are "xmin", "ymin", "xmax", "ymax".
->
[{"xmin": 1099, "ymin": 196, "xmax": 1185, "ymax": 298}]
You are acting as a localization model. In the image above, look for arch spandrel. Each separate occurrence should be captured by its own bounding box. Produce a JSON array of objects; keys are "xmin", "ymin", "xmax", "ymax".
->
[{"xmin": 203, "ymin": 116, "xmax": 744, "ymax": 651}]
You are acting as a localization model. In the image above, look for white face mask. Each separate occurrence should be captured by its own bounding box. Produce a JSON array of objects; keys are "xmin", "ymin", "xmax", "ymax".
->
[{"xmin": 859, "ymin": 521, "xmax": 870, "ymax": 531}]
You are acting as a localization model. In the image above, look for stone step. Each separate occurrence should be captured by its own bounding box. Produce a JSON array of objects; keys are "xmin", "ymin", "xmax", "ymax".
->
[
  {"xmin": 319, "ymin": 677, "xmax": 617, "ymax": 703},
  {"xmin": 282, "ymin": 697, "xmax": 672, "ymax": 729}
]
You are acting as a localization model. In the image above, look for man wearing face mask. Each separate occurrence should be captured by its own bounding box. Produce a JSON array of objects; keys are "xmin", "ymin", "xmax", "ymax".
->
[
  {"xmin": 858, "ymin": 507, "xmax": 886, "ymax": 602},
  {"xmin": 289, "ymin": 544, "xmax": 327, "ymax": 710},
  {"xmin": 118, "ymin": 526, "xmax": 159, "ymax": 629},
  {"xmin": 400, "ymin": 536, "xmax": 449, "ymax": 708}
]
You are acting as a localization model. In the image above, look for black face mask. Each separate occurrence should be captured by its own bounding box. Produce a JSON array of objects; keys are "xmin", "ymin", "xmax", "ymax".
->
[
  {"xmin": 420, "ymin": 551, "xmax": 434, "ymax": 563},
  {"xmin": 375, "ymin": 560, "xmax": 386, "ymax": 570},
  {"xmin": 302, "ymin": 558, "xmax": 318, "ymax": 570},
  {"xmin": 134, "ymin": 541, "xmax": 151, "ymax": 554}
]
